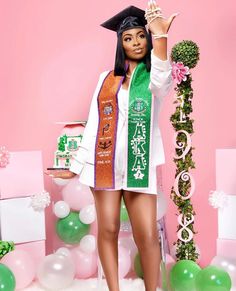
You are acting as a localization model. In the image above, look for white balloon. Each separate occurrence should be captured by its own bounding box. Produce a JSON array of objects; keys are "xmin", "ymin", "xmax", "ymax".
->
[
  {"xmin": 79, "ymin": 235, "xmax": 97, "ymax": 253},
  {"xmin": 56, "ymin": 247, "xmax": 72, "ymax": 258},
  {"xmin": 37, "ymin": 253, "xmax": 75, "ymax": 290},
  {"xmin": 53, "ymin": 201, "xmax": 70, "ymax": 218},
  {"xmin": 79, "ymin": 204, "xmax": 96, "ymax": 224},
  {"xmin": 157, "ymin": 191, "xmax": 167, "ymax": 220},
  {"xmin": 53, "ymin": 178, "xmax": 70, "ymax": 186}
]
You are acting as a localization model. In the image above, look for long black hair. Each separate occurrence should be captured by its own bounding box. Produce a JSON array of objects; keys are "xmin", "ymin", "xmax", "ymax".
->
[{"xmin": 114, "ymin": 29, "xmax": 153, "ymax": 76}]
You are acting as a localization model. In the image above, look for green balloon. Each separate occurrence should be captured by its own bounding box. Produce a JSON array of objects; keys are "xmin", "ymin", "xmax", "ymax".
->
[
  {"xmin": 134, "ymin": 253, "xmax": 143, "ymax": 279},
  {"xmin": 56, "ymin": 211, "xmax": 90, "ymax": 244},
  {"xmin": 0, "ymin": 264, "xmax": 16, "ymax": 291},
  {"xmin": 195, "ymin": 266, "xmax": 231, "ymax": 291},
  {"xmin": 120, "ymin": 199, "xmax": 129, "ymax": 222},
  {"xmin": 170, "ymin": 259, "xmax": 201, "ymax": 291}
]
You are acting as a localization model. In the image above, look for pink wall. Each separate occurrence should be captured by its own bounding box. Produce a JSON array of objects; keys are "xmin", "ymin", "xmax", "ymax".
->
[{"xmin": 1, "ymin": 0, "xmax": 235, "ymax": 267}]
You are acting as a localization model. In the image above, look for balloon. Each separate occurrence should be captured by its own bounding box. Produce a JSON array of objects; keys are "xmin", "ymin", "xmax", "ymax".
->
[
  {"xmin": 53, "ymin": 178, "xmax": 70, "ymax": 186},
  {"xmin": 118, "ymin": 245, "xmax": 131, "ymax": 279},
  {"xmin": 89, "ymin": 220, "xmax": 98, "ymax": 236},
  {"xmin": 79, "ymin": 235, "xmax": 97, "ymax": 253},
  {"xmin": 170, "ymin": 259, "xmax": 201, "ymax": 291},
  {"xmin": 211, "ymin": 256, "xmax": 236, "ymax": 287},
  {"xmin": 120, "ymin": 199, "xmax": 129, "ymax": 222},
  {"xmin": 195, "ymin": 266, "xmax": 232, "ymax": 291},
  {"xmin": 70, "ymin": 247, "xmax": 98, "ymax": 279},
  {"xmin": 79, "ymin": 204, "xmax": 96, "ymax": 224},
  {"xmin": 56, "ymin": 211, "xmax": 90, "ymax": 244},
  {"xmin": 1, "ymin": 249, "xmax": 36, "ymax": 289},
  {"xmin": 134, "ymin": 252, "xmax": 143, "ymax": 279},
  {"xmin": 56, "ymin": 247, "xmax": 72, "ymax": 258},
  {"xmin": 62, "ymin": 176, "xmax": 94, "ymax": 211},
  {"xmin": 53, "ymin": 200, "xmax": 70, "ymax": 218},
  {"xmin": 37, "ymin": 253, "xmax": 75, "ymax": 290},
  {"xmin": 157, "ymin": 191, "xmax": 167, "ymax": 220},
  {"xmin": 118, "ymin": 236, "xmax": 138, "ymax": 271},
  {"xmin": 0, "ymin": 264, "xmax": 16, "ymax": 291}
]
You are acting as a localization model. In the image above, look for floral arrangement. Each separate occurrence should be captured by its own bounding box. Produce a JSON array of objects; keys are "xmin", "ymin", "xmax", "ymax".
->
[{"xmin": 170, "ymin": 40, "xmax": 200, "ymax": 261}]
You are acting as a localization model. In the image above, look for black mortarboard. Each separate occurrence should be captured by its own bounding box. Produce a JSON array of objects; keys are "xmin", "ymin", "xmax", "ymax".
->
[{"xmin": 101, "ymin": 6, "xmax": 147, "ymax": 35}]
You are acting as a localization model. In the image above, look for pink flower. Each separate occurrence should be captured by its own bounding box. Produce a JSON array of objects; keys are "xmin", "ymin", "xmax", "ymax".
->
[
  {"xmin": 171, "ymin": 61, "xmax": 190, "ymax": 84},
  {"xmin": 0, "ymin": 146, "xmax": 10, "ymax": 167}
]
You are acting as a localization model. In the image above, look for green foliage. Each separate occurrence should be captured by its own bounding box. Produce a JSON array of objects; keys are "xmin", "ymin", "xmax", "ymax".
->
[
  {"xmin": 0, "ymin": 241, "xmax": 14, "ymax": 259},
  {"xmin": 171, "ymin": 40, "xmax": 200, "ymax": 69},
  {"xmin": 170, "ymin": 41, "xmax": 200, "ymax": 262}
]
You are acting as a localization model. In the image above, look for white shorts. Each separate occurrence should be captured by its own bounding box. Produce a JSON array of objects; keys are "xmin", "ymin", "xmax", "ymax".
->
[{"xmin": 78, "ymin": 162, "xmax": 160, "ymax": 195}]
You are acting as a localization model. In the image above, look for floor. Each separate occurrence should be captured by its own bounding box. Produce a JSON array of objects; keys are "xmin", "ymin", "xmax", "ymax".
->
[{"xmin": 23, "ymin": 278, "xmax": 163, "ymax": 290}]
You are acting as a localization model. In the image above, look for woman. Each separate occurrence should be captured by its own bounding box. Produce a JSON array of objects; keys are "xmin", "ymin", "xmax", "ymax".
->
[{"xmin": 52, "ymin": 2, "xmax": 177, "ymax": 290}]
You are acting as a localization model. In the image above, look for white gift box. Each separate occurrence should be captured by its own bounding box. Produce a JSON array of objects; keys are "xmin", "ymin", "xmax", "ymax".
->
[
  {"xmin": 218, "ymin": 195, "xmax": 236, "ymax": 240},
  {"xmin": 0, "ymin": 196, "xmax": 46, "ymax": 244}
]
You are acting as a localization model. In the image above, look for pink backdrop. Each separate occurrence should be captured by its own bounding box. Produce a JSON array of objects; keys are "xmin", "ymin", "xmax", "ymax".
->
[{"xmin": 1, "ymin": 0, "xmax": 235, "ymax": 267}]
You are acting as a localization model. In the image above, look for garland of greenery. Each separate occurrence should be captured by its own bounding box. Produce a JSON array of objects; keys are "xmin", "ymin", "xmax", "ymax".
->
[
  {"xmin": 0, "ymin": 240, "xmax": 14, "ymax": 258},
  {"xmin": 170, "ymin": 40, "xmax": 200, "ymax": 261}
]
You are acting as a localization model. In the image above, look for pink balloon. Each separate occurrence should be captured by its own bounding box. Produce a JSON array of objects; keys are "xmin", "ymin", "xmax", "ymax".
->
[
  {"xmin": 118, "ymin": 236, "xmax": 137, "ymax": 271},
  {"xmin": 1, "ymin": 249, "xmax": 36, "ymax": 289},
  {"xmin": 118, "ymin": 245, "xmax": 131, "ymax": 279},
  {"xmin": 89, "ymin": 220, "xmax": 98, "ymax": 236},
  {"xmin": 62, "ymin": 176, "xmax": 94, "ymax": 210},
  {"xmin": 70, "ymin": 247, "xmax": 98, "ymax": 279}
]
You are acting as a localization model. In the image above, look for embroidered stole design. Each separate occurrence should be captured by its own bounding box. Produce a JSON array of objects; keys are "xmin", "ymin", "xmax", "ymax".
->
[
  {"xmin": 127, "ymin": 63, "xmax": 151, "ymax": 187},
  {"xmin": 95, "ymin": 63, "xmax": 152, "ymax": 189},
  {"xmin": 94, "ymin": 72, "xmax": 123, "ymax": 189}
]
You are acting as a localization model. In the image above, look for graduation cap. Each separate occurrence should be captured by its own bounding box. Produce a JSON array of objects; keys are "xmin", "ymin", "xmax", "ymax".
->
[{"xmin": 100, "ymin": 6, "xmax": 147, "ymax": 35}]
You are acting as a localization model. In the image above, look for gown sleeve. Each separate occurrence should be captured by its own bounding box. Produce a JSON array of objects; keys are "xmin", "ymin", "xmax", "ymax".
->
[
  {"xmin": 69, "ymin": 71, "xmax": 109, "ymax": 175},
  {"xmin": 149, "ymin": 49, "xmax": 173, "ymax": 100}
]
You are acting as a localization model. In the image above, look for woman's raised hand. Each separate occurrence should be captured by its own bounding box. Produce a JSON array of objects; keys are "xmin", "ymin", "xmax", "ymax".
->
[{"xmin": 145, "ymin": 0, "xmax": 178, "ymax": 35}]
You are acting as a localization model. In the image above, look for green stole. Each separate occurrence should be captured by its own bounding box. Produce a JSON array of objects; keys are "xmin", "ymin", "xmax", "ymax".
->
[{"xmin": 95, "ymin": 62, "xmax": 152, "ymax": 189}]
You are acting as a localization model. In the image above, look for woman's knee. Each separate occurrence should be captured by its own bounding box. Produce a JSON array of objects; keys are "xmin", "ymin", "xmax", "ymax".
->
[
  {"xmin": 133, "ymin": 231, "xmax": 159, "ymax": 250},
  {"xmin": 98, "ymin": 222, "xmax": 120, "ymax": 239}
]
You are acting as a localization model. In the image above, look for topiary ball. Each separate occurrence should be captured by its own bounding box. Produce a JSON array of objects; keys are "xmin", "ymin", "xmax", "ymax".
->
[{"xmin": 171, "ymin": 40, "xmax": 200, "ymax": 69}]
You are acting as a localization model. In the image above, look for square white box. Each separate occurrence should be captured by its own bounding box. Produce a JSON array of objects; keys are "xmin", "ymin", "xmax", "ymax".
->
[
  {"xmin": 218, "ymin": 195, "xmax": 236, "ymax": 240},
  {"xmin": 0, "ymin": 196, "xmax": 46, "ymax": 244}
]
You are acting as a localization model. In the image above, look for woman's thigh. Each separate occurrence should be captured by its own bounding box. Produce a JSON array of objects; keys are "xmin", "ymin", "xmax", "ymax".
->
[
  {"xmin": 122, "ymin": 191, "xmax": 158, "ymax": 241},
  {"xmin": 90, "ymin": 188, "xmax": 123, "ymax": 232}
]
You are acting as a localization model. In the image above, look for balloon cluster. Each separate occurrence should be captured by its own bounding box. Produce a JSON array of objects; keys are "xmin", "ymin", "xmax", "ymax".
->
[
  {"xmin": 169, "ymin": 259, "xmax": 232, "ymax": 291},
  {"xmin": 51, "ymin": 175, "xmax": 141, "ymax": 286}
]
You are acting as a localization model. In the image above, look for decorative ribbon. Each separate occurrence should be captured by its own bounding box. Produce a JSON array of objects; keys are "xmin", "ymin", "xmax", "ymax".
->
[
  {"xmin": 95, "ymin": 62, "xmax": 152, "ymax": 189},
  {"xmin": 30, "ymin": 190, "xmax": 51, "ymax": 211},
  {"xmin": 127, "ymin": 62, "xmax": 152, "ymax": 188},
  {"xmin": 0, "ymin": 146, "xmax": 10, "ymax": 168},
  {"xmin": 95, "ymin": 72, "xmax": 123, "ymax": 189},
  {"xmin": 171, "ymin": 61, "xmax": 190, "ymax": 84},
  {"xmin": 209, "ymin": 190, "xmax": 228, "ymax": 209}
]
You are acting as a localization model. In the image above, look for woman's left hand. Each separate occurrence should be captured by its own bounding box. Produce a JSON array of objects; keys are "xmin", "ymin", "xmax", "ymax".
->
[{"xmin": 145, "ymin": 0, "xmax": 178, "ymax": 35}]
